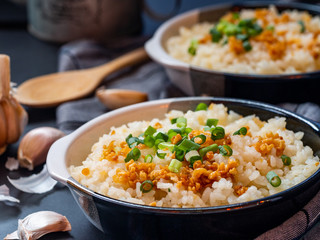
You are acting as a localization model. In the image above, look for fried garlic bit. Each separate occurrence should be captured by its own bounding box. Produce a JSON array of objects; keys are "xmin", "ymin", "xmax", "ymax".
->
[{"xmin": 4, "ymin": 211, "xmax": 71, "ymax": 240}]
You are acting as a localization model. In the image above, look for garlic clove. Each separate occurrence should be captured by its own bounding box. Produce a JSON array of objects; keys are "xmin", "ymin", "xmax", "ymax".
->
[
  {"xmin": 96, "ymin": 88, "xmax": 148, "ymax": 110},
  {"xmin": 0, "ymin": 54, "xmax": 28, "ymax": 156},
  {"xmin": 5, "ymin": 211, "xmax": 71, "ymax": 240},
  {"xmin": 18, "ymin": 127, "xmax": 65, "ymax": 170},
  {"xmin": 0, "ymin": 106, "xmax": 8, "ymax": 154},
  {"xmin": 1, "ymin": 98, "xmax": 20, "ymax": 143},
  {"xmin": 4, "ymin": 231, "xmax": 18, "ymax": 240}
]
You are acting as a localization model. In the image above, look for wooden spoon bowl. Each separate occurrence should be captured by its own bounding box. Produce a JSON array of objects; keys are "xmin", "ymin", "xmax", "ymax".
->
[{"xmin": 16, "ymin": 47, "xmax": 149, "ymax": 108}]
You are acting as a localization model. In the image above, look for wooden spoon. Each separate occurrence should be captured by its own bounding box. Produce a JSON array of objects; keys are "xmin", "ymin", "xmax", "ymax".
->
[
  {"xmin": 96, "ymin": 88, "xmax": 148, "ymax": 110},
  {"xmin": 15, "ymin": 47, "xmax": 149, "ymax": 108}
]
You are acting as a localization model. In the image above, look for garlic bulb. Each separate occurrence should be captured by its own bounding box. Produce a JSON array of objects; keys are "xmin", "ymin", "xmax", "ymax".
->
[
  {"xmin": 18, "ymin": 127, "xmax": 65, "ymax": 170},
  {"xmin": 5, "ymin": 211, "xmax": 71, "ymax": 240},
  {"xmin": 96, "ymin": 88, "xmax": 148, "ymax": 110},
  {"xmin": 0, "ymin": 55, "xmax": 28, "ymax": 155}
]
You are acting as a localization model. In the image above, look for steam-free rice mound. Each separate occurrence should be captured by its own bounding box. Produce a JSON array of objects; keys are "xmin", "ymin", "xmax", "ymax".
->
[
  {"xmin": 69, "ymin": 103, "xmax": 319, "ymax": 207},
  {"xmin": 166, "ymin": 6, "xmax": 320, "ymax": 74}
]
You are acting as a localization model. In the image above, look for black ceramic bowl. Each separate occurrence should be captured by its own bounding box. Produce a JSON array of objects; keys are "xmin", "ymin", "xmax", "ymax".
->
[
  {"xmin": 47, "ymin": 97, "xmax": 320, "ymax": 240},
  {"xmin": 145, "ymin": 1, "xmax": 320, "ymax": 104}
]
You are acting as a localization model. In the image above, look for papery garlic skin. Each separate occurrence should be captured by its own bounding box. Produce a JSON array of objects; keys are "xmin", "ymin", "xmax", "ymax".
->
[
  {"xmin": 18, "ymin": 127, "xmax": 65, "ymax": 170},
  {"xmin": 0, "ymin": 55, "xmax": 28, "ymax": 155},
  {"xmin": 17, "ymin": 211, "xmax": 71, "ymax": 240}
]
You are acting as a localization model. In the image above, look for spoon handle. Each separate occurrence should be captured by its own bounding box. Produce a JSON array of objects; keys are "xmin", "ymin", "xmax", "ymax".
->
[{"xmin": 89, "ymin": 47, "xmax": 149, "ymax": 81}]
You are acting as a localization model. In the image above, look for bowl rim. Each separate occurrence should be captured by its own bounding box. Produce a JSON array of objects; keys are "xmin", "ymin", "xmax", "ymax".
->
[
  {"xmin": 48, "ymin": 96, "xmax": 320, "ymax": 214},
  {"xmin": 145, "ymin": 0, "xmax": 320, "ymax": 79}
]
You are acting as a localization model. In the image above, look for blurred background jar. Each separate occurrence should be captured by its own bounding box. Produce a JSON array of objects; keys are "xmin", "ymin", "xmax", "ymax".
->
[{"xmin": 26, "ymin": 0, "xmax": 181, "ymax": 43}]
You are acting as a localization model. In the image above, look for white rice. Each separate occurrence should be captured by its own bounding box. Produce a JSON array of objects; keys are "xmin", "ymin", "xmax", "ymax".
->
[
  {"xmin": 69, "ymin": 103, "xmax": 319, "ymax": 207},
  {"xmin": 166, "ymin": 6, "xmax": 320, "ymax": 74}
]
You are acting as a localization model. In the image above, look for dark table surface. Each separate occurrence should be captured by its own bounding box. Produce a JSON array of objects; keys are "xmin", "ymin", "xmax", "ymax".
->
[{"xmin": 0, "ymin": 0, "xmax": 319, "ymax": 239}]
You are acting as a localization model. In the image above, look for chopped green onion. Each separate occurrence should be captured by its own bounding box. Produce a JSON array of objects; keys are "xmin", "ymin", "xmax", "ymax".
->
[
  {"xmin": 156, "ymin": 151, "xmax": 166, "ymax": 159},
  {"xmin": 218, "ymin": 145, "xmax": 233, "ymax": 156},
  {"xmin": 242, "ymin": 40, "xmax": 252, "ymax": 51},
  {"xmin": 211, "ymin": 127, "xmax": 225, "ymax": 140},
  {"xmin": 184, "ymin": 127, "xmax": 193, "ymax": 135},
  {"xmin": 144, "ymin": 154, "xmax": 153, "ymax": 163},
  {"xmin": 298, "ymin": 20, "xmax": 305, "ymax": 33},
  {"xmin": 266, "ymin": 171, "xmax": 281, "ymax": 187},
  {"xmin": 171, "ymin": 118, "xmax": 177, "ymax": 124},
  {"xmin": 203, "ymin": 126, "xmax": 213, "ymax": 131},
  {"xmin": 174, "ymin": 147, "xmax": 186, "ymax": 161},
  {"xmin": 126, "ymin": 134, "xmax": 143, "ymax": 148},
  {"xmin": 233, "ymin": 127, "xmax": 247, "ymax": 136},
  {"xmin": 238, "ymin": 18, "xmax": 255, "ymax": 28},
  {"xmin": 158, "ymin": 142, "xmax": 175, "ymax": 152},
  {"xmin": 206, "ymin": 118, "xmax": 218, "ymax": 127},
  {"xmin": 176, "ymin": 117, "xmax": 187, "ymax": 128},
  {"xmin": 199, "ymin": 144, "xmax": 218, "ymax": 157},
  {"xmin": 168, "ymin": 129, "xmax": 180, "ymax": 140},
  {"xmin": 177, "ymin": 139, "xmax": 201, "ymax": 151},
  {"xmin": 168, "ymin": 159, "xmax": 183, "ymax": 173},
  {"xmin": 144, "ymin": 135, "xmax": 155, "ymax": 148},
  {"xmin": 191, "ymin": 134, "xmax": 206, "ymax": 144},
  {"xmin": 281, "ymin": 155, "xmax": 291, "ymax": 166},
  {"xmin": 155, "ymin": 138, "xmax": 165, "ymax": 148},
  {"xmin": 140, "ymin": 180, "xmax": 154, "ymax": 193},
  {"xmin": 232, "ymin": 12, "xmax": 240, "ymax": 20},
  {"xmin": 265, "ymin": 25, "xmax": 275, "ymax": 31},
  {"xmin": 124, "ymin": 148, "xmax": 141, "ymax": 162},
  {"xmin": 185, "ymin": 150, "xmax": 200, "ymax": 162},
  {"xmin": 189, "ymin": 155, "xmax": 202, "ymax": 167},
  {"xmin": 188, "ymin": 39, "xmax": 198, "ymax": 56},
  {"xmin": 195, "ymin": 103, "xmax": 208, "ymax": 111},
  {"xmin": 224, "ymin": 23, "xmax": 238, "ymax": 36},
  {"xmin": 154, "ymin": 132, "xmax": 169, "ymax": 142},
  {"xmin": 210, "ymin": 28, "xmax": 223, "ymax": 43},
  {"xmin": 236, "ymin": 33, "xmax": 249, "ymax": 41},
  {"xmin": 144, "ymin": 126, "xmax": 156, "ymax": 136}
]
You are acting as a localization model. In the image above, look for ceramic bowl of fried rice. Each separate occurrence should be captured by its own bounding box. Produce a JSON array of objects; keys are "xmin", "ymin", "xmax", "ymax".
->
[
  {"xmin": 47, "ymin": 97, "xmax": 320, "ymax": 240},
  {"xmin": 145, "ymin": 1, "xmax": 320, "ymax": 104}
]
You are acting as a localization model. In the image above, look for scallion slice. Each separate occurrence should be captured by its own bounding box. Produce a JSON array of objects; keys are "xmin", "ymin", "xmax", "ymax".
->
[
  {"xmin": 242, "ymin": 40, "xmax": 252, "ymax": 51},
  {"xmin": 211, "ymin": 127, "xmax": 225, "ymax": 140},
  {"xmin": 144, "ymin": 126, "xmax": 156, "ymax": 136},
  {"xmin": 124, "ymin": 148, "xmax": 141, "ymax": 162},
  {"xmin": 266, "ymin": 171, "xmax": 281, "ymax": 187},
  {"xmin": 199, "ymin": 144, "xmax": 218, "ymax": 157},
  {"xmin": 191, "ymin": 134, "xmax": 206, "ymax": 144},
  {"xmin": 233, "ymin": 127, "xmax": 247, "ymax": 136},
  {"xmin": 168, "ymin": 159, "xmax": 183, "ymax": 173},
  {"xmin": 125, "ymin": 134, "xmax": 143, "ymax": 148},
  {"xmin": 206, "ymin": 118, "xmax": 218, "ymax": 127},
  {"xmin": 210, "ymin": 28, "xmax": 223, "ymax": 43},
  {"xmin": 176, "ymin": 117, "xmax": 187, "ymax": 128},
  {"xmin": 298, "ymin": 20, "xmax": 305, "ymax": 33},
  {"xmin": 218, "ymin": 145, "xmax": 233, "ymax": 156},
  {"xmin": 189, "ymin": 155, "xmax": 202, "ymax": 167},
  {"xmin": 144, "ymin": 154, "xmax": 153, "ymax": 163},
  {"xmin": 156, "ymin": 151, "xmax": 166, "ymax": 159},
  {"xmin": 174, "ymin": 147, "xmax": 185, "ymax": 161},
  {"xmin": 195, "ymin": 103, "xmax": 208, "ymax": 111},
  {"xmin": 171, "ymin": 118, "xmax": 177, "ymax": 124},
  {"xmin": 178, "ymin": 139, "xmax": 201, "ymax": 151},
  {"xmin": 158, "ymin": 142, "xmax": 175, "ymax": 152},
  {"xmin": 281, "ymin": 155, "xmax": 291, "ymax": 166},
  {"xmin": 144, "ymin": 135, "xmax": 155, "ymax": 148},
  {"xmin": 185, "ymin": 150, "xmax": 200, "ymax": 162},
  {"xmin": 140, "ymin": 180, "xmax": 154, "ymax": 193},
  {"xmin": 155, "ymin": 132, "xmax": 169, "ymax": 142},
  {"xmin": 188, "ymin": 39, "xmax": 198, "ymax": 56}
]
